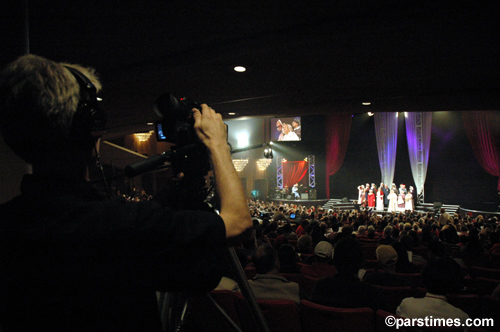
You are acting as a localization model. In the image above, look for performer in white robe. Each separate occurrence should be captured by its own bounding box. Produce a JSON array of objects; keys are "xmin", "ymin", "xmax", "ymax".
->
[
  {"xmin": 376, "ymin": 188, "xmax": 384, "ymax": 211},
  {"xmin": 405, "ymin": 192, "xmax": 414, "ymax": 212},
  {"xmin": 387, "ymin": 189, "xmax": 398, "ymax": 212}
]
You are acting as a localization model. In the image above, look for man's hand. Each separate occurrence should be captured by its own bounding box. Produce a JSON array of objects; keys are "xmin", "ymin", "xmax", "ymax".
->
[{"xmin": 192, "ymin": 104, "xmax": 228, "ymax": 152}]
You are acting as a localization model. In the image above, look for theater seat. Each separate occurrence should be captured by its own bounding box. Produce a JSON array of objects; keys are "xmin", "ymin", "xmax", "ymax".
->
[{"xmin": 300, "ymin": 300, "xmax": 374, "ymax": 332}]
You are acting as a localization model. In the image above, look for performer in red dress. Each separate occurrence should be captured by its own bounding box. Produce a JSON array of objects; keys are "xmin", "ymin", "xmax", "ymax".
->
[{"xmin": 367, "ymin": 189, "xmax": 376, "ymax": 209}]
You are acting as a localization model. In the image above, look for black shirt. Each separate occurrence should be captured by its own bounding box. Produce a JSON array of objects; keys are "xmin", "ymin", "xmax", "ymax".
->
[{"xmin": 0, "ymin": 175, "xmax": 227, "ymax": 332}]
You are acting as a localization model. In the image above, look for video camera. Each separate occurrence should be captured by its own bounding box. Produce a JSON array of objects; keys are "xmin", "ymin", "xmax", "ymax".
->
[{"xmin": 124, "ymin": 93, "xmax": 212, "ymax": 202}]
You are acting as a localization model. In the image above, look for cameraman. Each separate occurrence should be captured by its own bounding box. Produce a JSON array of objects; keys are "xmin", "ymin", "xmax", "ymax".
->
[{"xmin": 0, "ymin": 54, "xmax": 252, "ymax": 331}]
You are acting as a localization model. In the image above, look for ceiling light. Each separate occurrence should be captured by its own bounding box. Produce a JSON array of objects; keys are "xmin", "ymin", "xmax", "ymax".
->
[
  {"xmin": 234, "ymin": 66, "xmax": 246, "ymax": 72},
  {"xmin": 228, "ymin": 112, "xmax": 236, "ymax": 116},
  {"xmin": 362, "ymin": 102, "xmax": 371, "ymax": 106},
  {"xmin": 367, "ymin": 112, "xmax": 374, "ymax": 116}
]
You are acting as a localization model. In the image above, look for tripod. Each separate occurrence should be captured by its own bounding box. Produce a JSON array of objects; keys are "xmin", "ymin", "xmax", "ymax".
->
[{"xmin": 157, "ymin": 247, "xmax": 270, "ymax": 332}]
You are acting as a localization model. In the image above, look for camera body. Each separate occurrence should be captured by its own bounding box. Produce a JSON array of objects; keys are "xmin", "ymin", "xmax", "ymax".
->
[{"xmin": 153, "ymin": 93, "xmax": 211, "ymax": 191}]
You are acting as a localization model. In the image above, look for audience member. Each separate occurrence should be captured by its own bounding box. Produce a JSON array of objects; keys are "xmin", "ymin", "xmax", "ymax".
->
[
  {"xmin": 396, "ymin": 257, "xmax": 469, "ymax": 323},
  {"xmin": 247, "ymin": 244, "xmax": 300, "ymax": 304},
  {"xmin": 300, "ymin": 241, "xmax": 337, "ymax": 279},
  {"xmin": 364, "ymin": 245, "xmax": 411, "ymax": 287},
  {"xmin": 310, "ymin": 238, "xmax": 379, "ymax": 310}
]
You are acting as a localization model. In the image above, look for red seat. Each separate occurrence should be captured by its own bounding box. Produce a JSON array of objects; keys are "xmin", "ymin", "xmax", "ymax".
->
[
  {"xmin": 182, "ymin": 290, "xmax": 242, "ymax": 332},
  {"xmin": 371, "ymin": 285, "xmax": 414, "ymax": 314},
  {"xmin": 300, "ymin": 300, "xmax": 374, "ymax": 332},
  {"xmin": 234, "ymin": 292, "xmax": 301, "ymax": 332}
]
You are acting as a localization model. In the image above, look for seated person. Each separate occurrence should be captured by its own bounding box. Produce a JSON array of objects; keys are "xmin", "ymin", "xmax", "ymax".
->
[
  {"xmin": 363, "ymin": 245, "xmax": 411, "ymax": 287},
  {"xmin": 300, "ymin": 241, "xmax": 337, "ymax": 279},
  {"xmin": 247, "ymin": 244, "xmax": 300, "ymax": 304},
  {"xmin": 310, "ymin": 238, "xmax": 379, "ymax": 310},
  {"xmin": 278, "ymin": 244, "xmax": 301, "ymax": 274},
  {"xmin": 396, "ymin": 257, "xmax": 469, "ymax": 323}
]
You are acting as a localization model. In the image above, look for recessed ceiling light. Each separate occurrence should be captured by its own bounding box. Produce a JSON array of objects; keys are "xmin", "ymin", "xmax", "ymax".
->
[
  {"xmin": 362, "ymin": 102, "xmax": 371, "ymax": 106},
  {"xmin": 228, "ymin": 112, "xmax": 236, "ymax": 115},
  {"xmin": 367, "ymin": 112, "xmax": 374, "ymax": 116},
  {"xmin": 147, "ymin": 122, "xmax": 154, "ymax": 126},
  {"xmin": 234, "ymin": 66, "xmax": 246, "ymax": 72}
]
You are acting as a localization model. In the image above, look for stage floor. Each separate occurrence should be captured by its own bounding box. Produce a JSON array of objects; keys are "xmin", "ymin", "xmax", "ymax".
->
[{"xmin": 268, "ymin": 198, "xmax": 329, "ymax": 208}]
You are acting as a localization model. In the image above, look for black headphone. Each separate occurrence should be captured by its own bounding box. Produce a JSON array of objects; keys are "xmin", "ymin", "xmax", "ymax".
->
[{"xmin": 64, "ymin": 65, "xmax": 107, "ymax": 138}]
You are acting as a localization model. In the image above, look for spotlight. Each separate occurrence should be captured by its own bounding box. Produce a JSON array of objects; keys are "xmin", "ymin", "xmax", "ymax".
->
[
  {"xmin": 368, "ymin": 112, "xmax": 374, "ymax": 116},
  {"xmin": 264, "ymin": 148, "xmax": 273, "ymax": 159}
]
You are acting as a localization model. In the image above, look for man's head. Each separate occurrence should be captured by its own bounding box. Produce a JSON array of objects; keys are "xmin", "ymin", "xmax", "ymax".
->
[
  {"xmin": 314, "ymin": 241, "xmax": 333, "ymax": 261},
  {"xmin": 292, "ymin": 118, "xmax": 300, "ymax": 128},
  {"xmin": 253, "ymin": 244, "xmax": 279, "ymax": 274},
  {"xmin": 422, "ymin": 257, "xmax": 463, "ymax": 295},
  {"xmin": 333, "ymin": 237, "xmax": 364, "ymax": 276},
  {"xmin": 0, "ymin": 54, "xmax": 102, "ymax": 172},
  {"xmin": 376, "ymin": 245, "xmax": 398, "ymax": 272}
]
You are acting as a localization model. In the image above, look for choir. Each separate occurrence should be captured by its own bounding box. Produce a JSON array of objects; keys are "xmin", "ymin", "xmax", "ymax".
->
[{"xmin": 357, "ymin": 182, "xmax": 415, "ymax": 213}]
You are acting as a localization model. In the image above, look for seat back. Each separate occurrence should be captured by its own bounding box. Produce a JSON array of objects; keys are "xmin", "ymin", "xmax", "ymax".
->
[
  {"xmin": 234, "ymin": 292, "xmax": 301, "ymax": 332},
  {"xmin": 300, "ymin": 300, "xmax": 374, "ymax": 332},
  {"xmin": 372, "ymin": 285, "xmax": 414, "ymax": 314}
]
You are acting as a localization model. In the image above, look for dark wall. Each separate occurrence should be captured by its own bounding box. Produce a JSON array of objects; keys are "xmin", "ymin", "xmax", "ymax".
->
[{"xmin": 329, "ymin": 111, "xmax": 498, "ymax": 209}]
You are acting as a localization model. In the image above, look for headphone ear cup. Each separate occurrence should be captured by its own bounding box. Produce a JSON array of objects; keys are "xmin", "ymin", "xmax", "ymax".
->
[{"xmin": 64, "ymin": 66, "xmax": 106, "ymax": 139}]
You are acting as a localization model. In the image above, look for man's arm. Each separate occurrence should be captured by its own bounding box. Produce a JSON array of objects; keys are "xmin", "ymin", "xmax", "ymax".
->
[{"xmin": 192, "ymin": 104, "xmax": 252, "ymax": 238}]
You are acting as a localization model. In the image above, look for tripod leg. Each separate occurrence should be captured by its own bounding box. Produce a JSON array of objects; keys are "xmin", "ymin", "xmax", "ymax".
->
[
  {"xmin": 206, "ymin": 293, "xmax": 244, "ymax": 332},
  {"xmin": 226, "ymin": 247, "xmax": 271, "ymax": 332}
]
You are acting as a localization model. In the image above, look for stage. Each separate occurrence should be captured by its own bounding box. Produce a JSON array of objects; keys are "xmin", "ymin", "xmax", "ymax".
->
[{"xmin": 268, "ymin": 198, "xmax": 329, "ymax": 208}]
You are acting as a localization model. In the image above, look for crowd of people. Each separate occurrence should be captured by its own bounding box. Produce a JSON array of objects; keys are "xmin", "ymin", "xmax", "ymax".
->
[
  {"xmin": 358, "ymin": 182, "xmax": 415, "ymax": 212},
  {"xmin": 214, "ymin": 199, "xmax": 500, "ymax": 328}
]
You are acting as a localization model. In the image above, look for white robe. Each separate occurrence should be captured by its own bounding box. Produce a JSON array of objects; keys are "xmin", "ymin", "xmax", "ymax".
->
[
  {"xmin": 376, "ymin": 191, "xmax": 384, "ymax": 211},
  {"xmin": 387, "ymin": 192, "xmax": 398, "ymax": 212}
]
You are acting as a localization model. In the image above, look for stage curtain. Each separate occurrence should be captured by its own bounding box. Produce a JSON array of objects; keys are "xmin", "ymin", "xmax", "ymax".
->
[
  {"xmin": 374, "ymin": 112, "xmax": 398, "ymax": 188},
  {"xmin": 462, "ymin": 111, "xmax": 500, "ymax": 191},
  {"xmin": 325, "ymin": 113, "xmax": 352, "ymax": 198},
  {"xmin": 283, "ymin": 161, "xmax": 308, "ymax": 188},
  {"xmin": 405, "ymin": 112, "xmax": 432, "ymax": 202}
]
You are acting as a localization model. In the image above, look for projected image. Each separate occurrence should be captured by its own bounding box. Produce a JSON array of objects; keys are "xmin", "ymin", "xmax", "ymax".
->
[{"xmin": 271, "ymin": 117, "xmax": 301, "ymax": 141}]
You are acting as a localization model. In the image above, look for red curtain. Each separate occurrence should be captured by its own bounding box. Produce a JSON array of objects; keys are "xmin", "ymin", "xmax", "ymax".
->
[
  {"xmin": 462, "ymin": 111, "xmax": 500, "ymax": 191},
  {"xmin": 283, "ymin": 161, "xmax": 308, "ymax": 188},
  {"xmin": 325, "ymin": 113, "xmax": 352, "ymax": 198}
]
